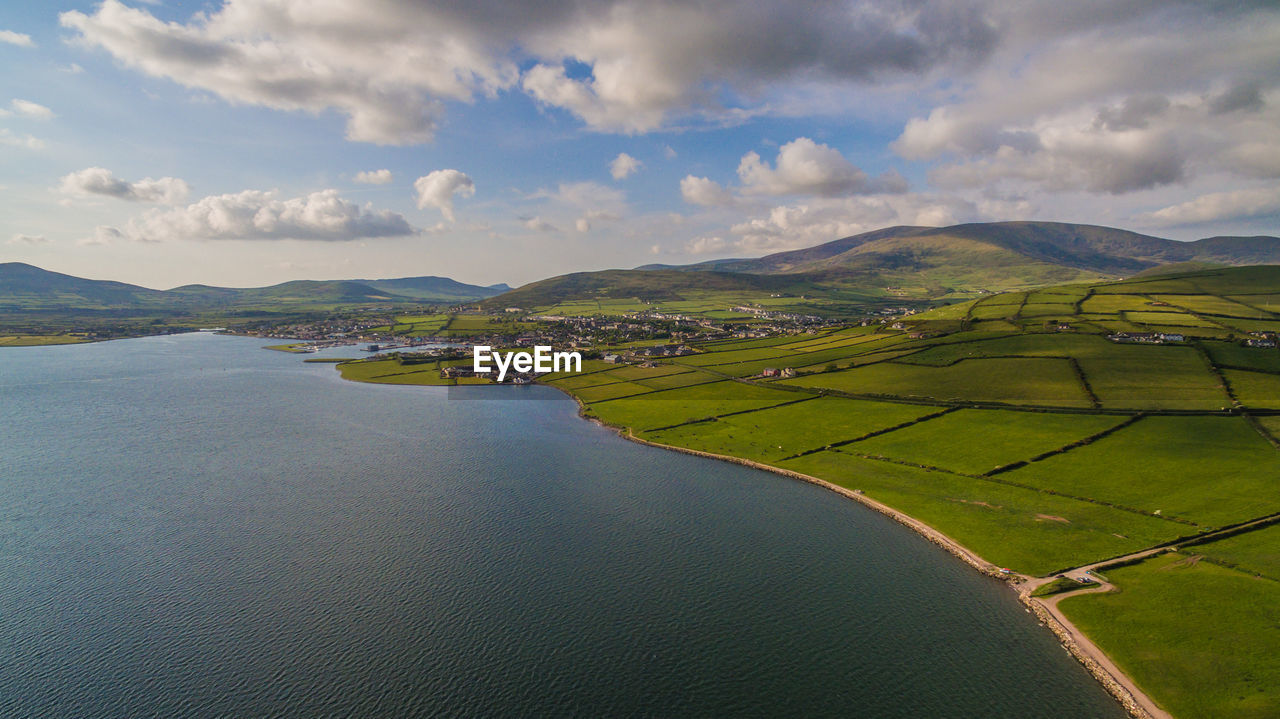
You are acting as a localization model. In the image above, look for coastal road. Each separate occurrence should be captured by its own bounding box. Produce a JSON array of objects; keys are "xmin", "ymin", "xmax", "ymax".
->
[{"xmin": 1018, "ymin": 512, "xmax": 1280, "ymax": 719}]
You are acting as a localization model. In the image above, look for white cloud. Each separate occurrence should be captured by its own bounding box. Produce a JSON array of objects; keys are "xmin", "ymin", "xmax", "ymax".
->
[
  {"xmin": 8, "ymin": 233, "xmax": 47, "ymax": 245},
  {"xmin": 0, "ymin": 99, "xmax": 54, "ymax": 120},
  {"xmin": 61, "ymin": 0, "xmax": 996, "ymax": 141},
  {"xmin": 892, "ymin": 3, "xmax": 1280, "ymax": 196},
  {"xmin": 60, "ymin": 167, "xmax": 190, "ymax": 204},
  {"xmin": 609, "ymin": 152, "xmax": 641, "ymax": 180},
  {"xmin": 413, "ymin": 170, "xmax": 475, "ymax": 222},
  {"xmin": 0, "ymin": 129, "xmax": 43, "ymax": 149},
  {"xmin": 519, "ymin": 1, "xmax": 995, "ymax": 132},
  {"xmin": 663, "ymin": 145, "xmax": 677, "ymax": 159},
  {"xmin": 684, "ymin": 235, "xmax": 729, "ymax": 254},
  {"xmin": 702, "ymin": 194, "xmax": 982, "ymax": 255},
  {"xmin": 680, "ymin": 175, "xmax": 734, "ymax": 206},
  {"xmin": 0, "ymin": 30, "xmax": 33, "ymax": 47},
  {"xmin": 529, "ymin": 181, "xmax": 628, "ymax": 232},
  {"xmin": 79, "ymin": 226, "xmax": 124, "ymax": 246},
  {"xmin": 102, "ymin": 189, "xmax": 415, "ymax": 242},
  {"xmin": 60, "ymin": 0, "xmax": 518, "ymax": 145},
  {"xmin": 680, "ymin": 138, "xmax": 906, "ymax": 209},
  {"xmin": 1141, "ymin": 186, "xmax": 1280, "ymax": 226},
  {"xmin": 738, "ymin": 137, "xmax": 906, "ymax": 197},
  {"xmin": 354, "ymin": 169, "xmax": 393, "ymax": 185},
  {"xmin": 61, "ymin": 63, "xmax": 84, "ymax": 74},
  {"xmin": 524, "ymin": 216, "xmax": 558, "ymax": 232}
]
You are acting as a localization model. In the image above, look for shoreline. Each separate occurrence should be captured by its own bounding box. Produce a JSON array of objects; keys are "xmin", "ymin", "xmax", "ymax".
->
[
  {"xmin": 329, "ymin": 363, "xmax": 1165, "ymax": 719},
  {"xmin": 553, "ymin": 387, "xmax": 1161, "ymax": 719}
]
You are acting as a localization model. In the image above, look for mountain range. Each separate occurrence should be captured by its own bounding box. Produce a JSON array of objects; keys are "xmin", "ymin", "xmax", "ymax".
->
[
  {"xmin": 0, "ymin": 262, "xmax": 509, "ymax": 313},
  {"xmin": 6, "ymin": 222, "xmax": 1279, "ymax": 315},
  {"xmin": 491, "ymin": 221, "xmax": 1280, "ymax": 307}
]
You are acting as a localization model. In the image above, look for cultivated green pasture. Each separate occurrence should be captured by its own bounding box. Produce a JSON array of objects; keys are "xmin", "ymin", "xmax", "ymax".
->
[
  {"xmin": 643, "ymin": 396, "xmax": 936, "ymax": 461},
  {"xmin": 1193, "ymin": 521, "xmax": 1280, "ymax": 579},
  {"xmin": 777, "ymin": 451, "xmax": 1182, "ymax": 575},
  {"xmin": 1124, "ymin": 310, "xmax": 1226, "ymax": 328},
  {"xmin": 336, "ymin": 358, "xmax": 456, "ymax": 385},
  {"xmin": 1059, "ymin": 551, "xmax": 1280, "ymax": 719},
  {"xmin": 1152, "ymin": 294, "xmax": 1277, "ymax": 320},
  {"xmin": 0, "ymin": 334, "xmax": 88, "ymax": 346},
  {"xmin": 584, "ymin": 380, "xmax": 796, "ymax": 431},
  {"xmin": 782, "ymin": 357, "xmax": 1093, "ymax": 407},
  {"xmin": 851, "ymin": 409, "xmax": 1124, "ymax": 475},
  {"xmin": 1080, "ymin": 294, "xmax": 1153, "ymax": 314},
  {"xmin": 1078, "ymin": 348, "xmax": 1228, "ymax": 410},
  {"xmin": 1019, "ymin": 302, "xmax": 1077, "ymax": 318},
  {"xmin": 1003, "ymin": 416, "xmax": 1280, "ymax": 526},
  {"xmin": 1201, "ymin": 341, "xmax": 1280, "ymax": 373},
  {"xmin": 1223, "ymin": 369, "xmax": 1280, "ymax": 408}
]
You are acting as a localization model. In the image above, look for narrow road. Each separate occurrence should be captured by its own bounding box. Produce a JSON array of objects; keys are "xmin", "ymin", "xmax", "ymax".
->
[{"xmin": 1017, "ymin": 512, "xmax": 1280, "ymax": 719}]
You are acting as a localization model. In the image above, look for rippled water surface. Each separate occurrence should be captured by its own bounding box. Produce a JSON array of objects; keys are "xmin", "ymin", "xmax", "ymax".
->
[{"xmin": 0, "ymin": 333, "xmax": 1125, "ymax": 717}]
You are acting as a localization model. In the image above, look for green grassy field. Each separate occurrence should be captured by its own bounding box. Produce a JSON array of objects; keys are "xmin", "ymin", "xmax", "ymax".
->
[
  {"xmin": 1192, "ymin": 522, "xmax": 1280, "ymax": 579},
  {"xmin": 1002, "ymin": 416, "xmax": 1280, "ymax": 526},
  {"xmin": 0, "ymin": 334, "xmax": 89, "ymax": 346},
  {"xmin": 851, "ymin": 409, "xmax": 1124, "ymax": 475},
  {"xmin": 782, "ymin": 357, "xmax": 1094, "ymax": 406},
  {"xmin": 776, "ymin": 450, "xmax": 1181, "ymax": 575},
  {"xmin": 1060, "ymin": 550, "xmax": 1280, "ymax": 719},
  {"xmin": 643, "ymin": 396, "xmax": 936, "ymax": 460}
]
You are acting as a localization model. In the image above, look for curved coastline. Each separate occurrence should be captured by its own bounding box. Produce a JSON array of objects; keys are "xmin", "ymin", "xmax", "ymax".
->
[
  {"xmin": 548, "ymin": 385, "xmax": 1162, "ymax": 719},
  {"xmin": 335, "ymin": 365, "xmax": 1162, "ymax": 719}
]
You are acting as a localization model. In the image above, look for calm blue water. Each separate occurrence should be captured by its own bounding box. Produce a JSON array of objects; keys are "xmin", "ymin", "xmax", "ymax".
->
[{"xmin": 0, "ymin": 333, "xmax": 1125, "ymax": 717}]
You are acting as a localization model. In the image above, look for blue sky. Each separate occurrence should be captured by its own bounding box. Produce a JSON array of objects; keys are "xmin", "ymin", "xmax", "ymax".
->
[{"xmin": 2, "ymin": 1, "xmax": 1278, "ymax": 289}]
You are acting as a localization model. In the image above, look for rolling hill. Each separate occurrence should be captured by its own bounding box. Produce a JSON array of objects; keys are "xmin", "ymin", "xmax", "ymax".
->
[
  {"xmin": 649, "ymin": 222, "xmax": 1280, "ymax": 276},
  {"xmin": 501, "ymin": 221, "xmax": 1280, "ymax": 309},
  {"xmin": 0, "ymin": 263, "xmax": 507, "ymax": 313},
  {"xmin": 480, "ymin": 268, "xmax": 826, "ymax": 309}
]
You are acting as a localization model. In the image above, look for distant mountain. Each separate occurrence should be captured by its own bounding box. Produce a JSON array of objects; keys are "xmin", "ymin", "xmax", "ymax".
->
[
  {"xmin": 481, "ymin": 269, "xmax": 824, "ymax": 309},
  {"xmin": 356, "ymin": 276, "xmax": 509, "ymax": 301},
  {"xmin": 0, "ymin": 263, "xmax": 505, "ymax": 313},
  {"xmin": 652, "ymin": 222, "xmax": 1280, "ymax": 277},
  {"xmin": 0, "ymin": 262, "xmax": 171, "ymax": 310},
  {"xmin": 500, "ymin": 221, "xmax": 1280, "ymax": 309}
]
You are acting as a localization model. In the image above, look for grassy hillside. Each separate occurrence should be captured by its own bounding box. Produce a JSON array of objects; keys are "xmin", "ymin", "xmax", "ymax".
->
[
  {"xmin": 0, "ymin": 262, "xmax": 171, "ymax": 310},
  {"xmin": 480, "ymin": 268, "xmax": 836, "ymax": 310},
  {"xmin": 674, "ymin": 222, "xmax": 1280, "ymax": 277},
  {"xmin": 505, "ymin": 222, "xmax": 1280, "ymax": 312}
]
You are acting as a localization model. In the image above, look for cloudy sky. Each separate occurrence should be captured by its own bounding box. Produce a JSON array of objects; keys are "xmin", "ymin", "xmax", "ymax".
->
[{"xmin": 2, "ymin": 1, "xmax": 1278, "ymax": 289}]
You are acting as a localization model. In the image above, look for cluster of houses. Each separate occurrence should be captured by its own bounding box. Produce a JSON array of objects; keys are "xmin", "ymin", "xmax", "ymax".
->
[
  {"xmin": 1106, "ymin": 331, "xmax": 1186, "ymax": 344},
  {"xmin": 602, "ymin": 344, "xmax": 697, "ymax": 364},
  {"xmin": 1244, "ymin": 332, "xmax": 1277, "ymax": 348},
  {"xmin": 760, "ymin": 367, "xmax": 798, "ymax": 378}
]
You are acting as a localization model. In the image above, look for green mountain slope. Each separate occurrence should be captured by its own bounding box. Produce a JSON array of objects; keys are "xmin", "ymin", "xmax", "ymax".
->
[
  {"xmin": 662, "ymin": 222, "xmax": 1280, "ymax": 277},
  {"xmin": 0, "ymin": 262, "xmax": 171, "ymax": 310},
  {"xmin": 480, "ymin": 269, "xmax": 828, "ymax": 309},
  {"xmin": 0, "ymin": 263, "xmax": 505, "ymax": 313},
  {"xmin": 358, "ymin": 276, "xmax": 509, "ymax": 301}
]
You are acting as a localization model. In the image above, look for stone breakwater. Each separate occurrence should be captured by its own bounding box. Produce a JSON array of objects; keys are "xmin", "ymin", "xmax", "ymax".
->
[{"xmin": 1019, "ymin": 596, "xmax": 1153, "ymax": 719}]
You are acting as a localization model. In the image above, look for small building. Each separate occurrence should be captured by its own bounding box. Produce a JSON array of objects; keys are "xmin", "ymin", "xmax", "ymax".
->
[
  {"xmin": 780, "ymin": 367, "xmax": 797, "ymax": 378},
  {"xmin": 761, "ymin": 368, "xmax": 780, "ymax": 378}
]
